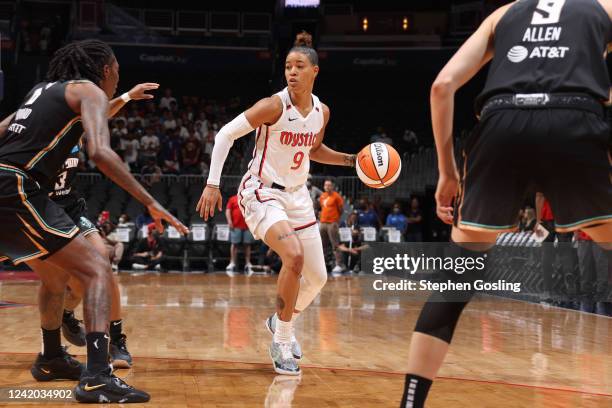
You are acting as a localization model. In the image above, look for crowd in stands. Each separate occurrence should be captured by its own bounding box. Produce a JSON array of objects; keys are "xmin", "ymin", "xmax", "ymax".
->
[{"xmin": 78, "ymin": 88, "xmax": 249, "ymax": 177}]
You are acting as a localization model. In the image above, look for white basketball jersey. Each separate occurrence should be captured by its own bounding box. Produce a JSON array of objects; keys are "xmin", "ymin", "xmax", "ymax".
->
[{"xmin": 247, "ymin": 87, "xmax": 324, "ymax": 188}]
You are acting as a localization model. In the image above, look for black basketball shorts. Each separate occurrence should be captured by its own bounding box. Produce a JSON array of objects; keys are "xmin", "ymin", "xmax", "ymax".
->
[
  {"xmin": 455, "ymin": 107, "xmax": 611, "ymax": 233},
  {"xmin": 0, "ymin": 164, "xmax": 79, "ymax": 265},
  {"xmin": 59, "ymin": 197, "xmax": 98, "ymax": 237}
]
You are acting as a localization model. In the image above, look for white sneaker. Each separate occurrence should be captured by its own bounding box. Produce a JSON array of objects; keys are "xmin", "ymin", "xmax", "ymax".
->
[
  {"xmin": 226, "ymin": 263, "xmax": 236, "ymax": 277},
  {"xmin": 111, "ymin": 263, "xmax": 119, "ymax": 272},
  {"xmin": 331, "ymin": 265, "xmax": 343, "ymax": 277},
  {"xmin": 245, "ymin": 263, "xmax": 254, "ymax": 276},
  {"xmin": 131, "ymin": 263, "xmax": 147, "ymax": 270}
]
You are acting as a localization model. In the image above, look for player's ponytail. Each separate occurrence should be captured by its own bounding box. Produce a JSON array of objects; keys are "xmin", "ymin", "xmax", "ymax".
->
[{"xmin": 289, "ymin": 31, "xmax": 318, "ymax": 65}]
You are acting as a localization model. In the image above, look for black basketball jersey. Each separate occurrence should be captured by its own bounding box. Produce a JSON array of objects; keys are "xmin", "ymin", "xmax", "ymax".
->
[
  {"xmin": 476, "ymin": 0, "xmax": 611, "ymax": 110},
  {"xmin": 48, "ymin": 142, "xmax": 82, "ymax": 204},
  {"xmin": 0, "ymin": 80, "xmax": 86, "ymax": 191}
]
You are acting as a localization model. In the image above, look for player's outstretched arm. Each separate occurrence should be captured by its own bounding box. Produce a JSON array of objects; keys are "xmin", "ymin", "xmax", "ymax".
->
[
  {"xmin": 431, "ymin": 6, "xmax": 506, "ymax": 223},
  {"xmin": 72, "ymin": 82, "xmax": 188, "ymax": 235},
  {"xmin": 197, "ymin": 96, "xmax": 283, "ymax": 220},
  {"xmin": 309, "ymin": 104, "xmax": 356, "ymax": 167},
  {"xmin": 108, "ymin": 82, "xmax": 159, "ymax": 118}
]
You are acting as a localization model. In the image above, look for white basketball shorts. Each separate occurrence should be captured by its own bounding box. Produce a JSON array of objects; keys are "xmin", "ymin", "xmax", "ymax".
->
[{"xmin": 237, "ymin": 173, "xmax": 318, "ymax": 241}]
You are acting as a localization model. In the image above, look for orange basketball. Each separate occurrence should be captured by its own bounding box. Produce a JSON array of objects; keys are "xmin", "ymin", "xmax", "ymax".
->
[{"xmin": 356, "ymin": 143, "xmax": 402, "ymax": 189}]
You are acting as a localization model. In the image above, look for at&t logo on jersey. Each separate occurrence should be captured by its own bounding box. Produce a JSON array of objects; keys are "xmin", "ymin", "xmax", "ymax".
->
[{"xmin": 507, "ymin": 45, "xmax": 569, "ymax": 63}]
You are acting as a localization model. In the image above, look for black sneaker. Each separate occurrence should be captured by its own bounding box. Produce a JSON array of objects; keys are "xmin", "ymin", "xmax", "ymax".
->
[
  {"xmin": 110, "ymin": 334, "xmax": 133, "ymax": 368},
  {"xmin": 75, "ymin": 367, "xmax": 150, "ymax": 403},
  {"xmin": 31, "ymin": 346, "xmax": 84, "ymax": 381},
  {"xmin": 62, "ymin": 311, "xmax": 86, "ymax": 347}
]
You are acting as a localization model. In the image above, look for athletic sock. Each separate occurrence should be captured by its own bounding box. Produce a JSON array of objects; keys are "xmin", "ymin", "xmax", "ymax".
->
[
  {"xmin": 400, "ymin": 374, "xmax": 432, "ymax": 408},
  {"xmin": 41, "ymin": 327, "xmax": 62, "ymax": 359},
  {"xmin": 273, "ymin": 317, "xmax": 292, "ymax": 343},
  {"xmin": 110, "ymin": 320, "xmax": 123, "ymax": 343},
  {"xmin": 85, "ymin": 332, "xmax": 110, "ymax": 374}
]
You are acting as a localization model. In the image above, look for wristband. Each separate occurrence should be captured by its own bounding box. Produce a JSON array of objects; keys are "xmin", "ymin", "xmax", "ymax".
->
[
  {"xmin": 120, "ymin": 92, "xmax": 131, "ymax": 103},
  {"xmin": 207, "ymin": 183, "xmax": 220, "ymax": 189}
]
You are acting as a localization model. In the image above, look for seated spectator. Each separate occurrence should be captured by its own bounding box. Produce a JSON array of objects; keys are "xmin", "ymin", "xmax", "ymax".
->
[
  {"xmin": 337, "ymin": 228, "xmax": 369, "ymax": 273},
  {"xmin": 181, "ymin": 134, "xmax": 202, "ymax": 174},
  {"xmin": 131, "ymin": 223, "xmax": 166, "ymax": 271},
  {"xmin": 135, "ymin": 209, "xmax": 153, "ymax": 230},
  {"xmin": 226, "ymin": 194, "xmax": 254, "ymax": 276},
  {"xmin": 161, "ymin": 129, "xmax": 182, "ymax": 174},
  {"xmin": 386, "ymin": 203, "xmax": 408, "ymax": 235},
  {"xmin": 120, "ymin": 132, "xmax": 140, "ymax": 171},
  {"xmin": 369, "ymin": 126, "xmax": 393, "ymax": 145},
  {"xmin": 341, "ymin": 210, "xmax": 359, "ymax": 229},
  {"xmin": 140, "ymin": 126, "xmax": 160, "ymax": 163},
  {"xmin": 99, "ymin": 221, "xmax": 124, "ymax": 272},
  {"xmin": 97, "ymin": 210, "xmax": 110, "ymax": 227},
  {"xmin": 140, "ymin": 158, "xmax": 162, "ymax": 186},
  {"xmin": 519, "ymin": 207, "xmax": 537, "ymax": 231},
  {"xmin": 159, "ymin": 88, "xmax": 176, "ymax": 111},
  {"xmin": 405, "ymin": 197, "xmax": 423, "ymax": 242},
  {"xmin": 356, "ymin": 199, "xmax": 379, "ymax": 228},
  {"xmin": 117, "ymin": 214, "xmax": 133, "ymax": 227},
  {"xmin": 402, "ymin": 129, "xmax": 419, "ymax": 153},
  {"xmin": 162, "ymin": 110, "xmax": 177, "ymax": 131},
  {"xmin": 176, "ymin": 118, "xmax": 189, "ymax": 140}
]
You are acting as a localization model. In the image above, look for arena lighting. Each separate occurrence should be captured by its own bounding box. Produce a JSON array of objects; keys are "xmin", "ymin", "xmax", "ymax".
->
[
  {"xmin": 402, "ymin": 17, "xmax": 409, "ymax": 31},
  {"xmin": 362, "ymin": 17, "xmax": 368, "ymax": 32},
  {"xmin": 285, "ymin": 0, "xmax": 320, "ymax": 7}
]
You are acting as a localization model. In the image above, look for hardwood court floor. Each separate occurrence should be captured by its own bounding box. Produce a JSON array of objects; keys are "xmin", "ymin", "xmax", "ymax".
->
[{"xmin": 0, "ymin": 272, "xmax": 610, "ymax": 407}]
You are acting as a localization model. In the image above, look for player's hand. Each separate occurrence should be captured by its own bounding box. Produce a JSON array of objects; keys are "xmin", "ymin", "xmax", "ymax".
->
[
  {"xmin": 128, "ymin": 83, "xmax": 159, "ymax": 101},
  {"xmin": 196, "ymin": 185, "xmax": 223, "ymax": 221},
  {"xmin": 147, "ymin": 201, "xmax": 189, "ymax": 235},
  {"xmin": 435, "ymin": 171, "xmax": 459, "ymax": 225}
]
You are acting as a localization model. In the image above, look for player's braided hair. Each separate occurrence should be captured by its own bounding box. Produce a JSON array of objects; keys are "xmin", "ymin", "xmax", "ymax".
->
[
  {"xmin": 289, "ymin": 31, "xmax": 318, "ymax": 65},
  {"xmin": 46, "ymin": 39, "xmax": 115, "ymax": 84}
]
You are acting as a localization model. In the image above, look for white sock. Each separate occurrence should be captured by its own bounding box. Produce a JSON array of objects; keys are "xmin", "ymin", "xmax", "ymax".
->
[
  {"xmin": 273, "ymin": 318, "xmax": 292, "ymax": 343},
  {"xmin": 291, "ymin": 312, "xmax": 300, "ymax": 323}
]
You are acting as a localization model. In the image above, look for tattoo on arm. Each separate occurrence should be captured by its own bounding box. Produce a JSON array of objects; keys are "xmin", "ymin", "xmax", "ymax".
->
[{"xmin": 344, "ymin": 154, "xmax": 356, "ymax": 167}]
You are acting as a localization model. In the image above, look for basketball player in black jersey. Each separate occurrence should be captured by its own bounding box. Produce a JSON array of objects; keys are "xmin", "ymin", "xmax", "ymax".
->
[
  {"xmin": 0, "ymin": 82, "xmax": 158, "ymax": 371},
  {"xmin": 52, "ymin": 82, "xmax": 158, "ymax": 368},
  {"xmin": 401, "ymin": 1, "xmax": 611, "ymax": 406},
  {"xmin": 0, "ymin": 40, "xmax": 188, "ymax": 403}
]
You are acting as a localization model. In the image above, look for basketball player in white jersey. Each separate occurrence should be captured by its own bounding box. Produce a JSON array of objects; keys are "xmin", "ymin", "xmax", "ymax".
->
[{"xmin": 197, "ymin": 32, "xmax": 356, "ymax": 375}]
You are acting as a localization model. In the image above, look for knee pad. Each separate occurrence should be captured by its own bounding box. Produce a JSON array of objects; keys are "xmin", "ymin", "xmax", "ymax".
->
[
  {"xmin": 413, "ymin": 241, "xmax": 488, "ymax": 343},
  {"xmin": 414, "ymin": 300, "xmax": 470, "ymax": 343}
]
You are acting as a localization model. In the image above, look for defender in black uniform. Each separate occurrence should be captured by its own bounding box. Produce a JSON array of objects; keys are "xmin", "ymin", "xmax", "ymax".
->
[
  {"xmin": 45, "ymin": 81, "xmax": 159, "ymax": 368},
  {"xmin": 401, "ymin": 1, "xmax": 612, "ymax": 406},
  {"xmin": 0, "ymin": 40, "xmax": 187, "ymax": 403}
]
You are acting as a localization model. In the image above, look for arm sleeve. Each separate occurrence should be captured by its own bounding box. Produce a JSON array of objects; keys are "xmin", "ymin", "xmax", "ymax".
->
[{"xmin": 206, "ymin": 113, "xmax": 255, "ymax": 185}]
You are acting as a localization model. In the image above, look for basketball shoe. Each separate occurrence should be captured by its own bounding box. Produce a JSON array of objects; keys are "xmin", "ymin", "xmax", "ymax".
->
[
  {"xmin": 62, "ymin": 310, "xmax": 86, "ymax": 346},
  {"xmin": 75, "ymin": 366, "xmax": 149, "ymax": 403},
  {"xmin": 265, "ymin": 314, "xmax": 303, "ymax": 359},
  {"xmin": 110, "ymin": 334, "xmax": 133, "ymax": 368},
  {"xmin": 31, "ymin": 346, "xmax": 83, "ymax": 381},
  {"xmin": 269, "ymin": 340, "xmax": 300, "ymax": 376}
]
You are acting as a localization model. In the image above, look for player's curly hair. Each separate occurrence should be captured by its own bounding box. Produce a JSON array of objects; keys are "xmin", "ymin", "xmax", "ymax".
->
[
  {"xmin": 46, "ymin": 39, "xmax": 115, "ymax": 84},
  {"xmin": 289, "ymin": 31, "xmax": 318, "ymax": 65}
]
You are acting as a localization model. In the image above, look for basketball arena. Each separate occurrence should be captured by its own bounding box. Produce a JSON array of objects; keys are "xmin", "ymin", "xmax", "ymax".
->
[{"xmin": 0, "ymin": 0, "xmax": 610, "ymax": 406}]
